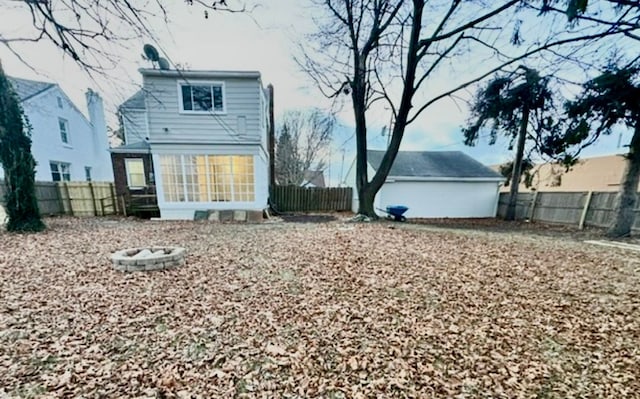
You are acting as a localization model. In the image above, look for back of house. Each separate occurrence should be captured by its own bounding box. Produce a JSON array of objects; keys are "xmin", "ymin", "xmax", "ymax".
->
[{"xmin": 113, "ymin": 68, "xmax": 271, "ymax": 219}]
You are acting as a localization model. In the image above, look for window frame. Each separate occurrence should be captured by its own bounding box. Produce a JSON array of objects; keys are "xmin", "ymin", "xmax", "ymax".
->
[
  {"xmin": 58, "ymin": 117, "xmax": 70, "ymax": 145},
  {"xmin": 125, "ymin": 158, "xmax": 146, "ymax": 189},
  {"xmin": 177, "ymin": 81, "xmax": 226, "ymax": 115},
  {"xmin": 159, "ymin": 154, "xmax": 255, "ymax": 204},
  {"xmin": 50, "ymin": 161, "xmax": 71, "ymax": 182}
]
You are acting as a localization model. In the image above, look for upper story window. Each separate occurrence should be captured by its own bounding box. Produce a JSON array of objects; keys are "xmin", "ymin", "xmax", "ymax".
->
[
  {"xmin": 179, "ymin": 83, "xmax": 225, "ymax": 113},
  {"xmin": 57, "ymin": 96, "xmax": 63, "ymax": 109},
  {"xmin": 58, "ymin": 118, "xmax": 70, "ymax": 144}
]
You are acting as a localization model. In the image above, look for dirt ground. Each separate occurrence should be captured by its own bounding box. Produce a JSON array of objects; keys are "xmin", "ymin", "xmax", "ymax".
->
[{"xmin": 0, "ymin": 216, "xmax": 639, "ymax": 398}]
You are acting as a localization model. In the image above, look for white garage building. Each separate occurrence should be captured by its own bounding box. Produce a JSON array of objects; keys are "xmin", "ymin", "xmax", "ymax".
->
[{"xmin": 348, "ymin": 150, "xmax": 505, "ymax": 219}]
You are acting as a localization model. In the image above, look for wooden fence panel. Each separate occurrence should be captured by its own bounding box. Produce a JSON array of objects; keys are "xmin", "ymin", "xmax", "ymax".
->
[
  {"xmin": 497, "ymin": 192, "xmax": 534, "ymax": 220},
  {"xmin": 271, "ymin": 186, "xmax": 352, "ymax": 212},
  {"xmin": 0, "ymin": 180, "xmax": 117, "ymax": 217},
  {"xmin": 585, "ymin": 192, "xmax": 617, "ymax": 228},
  {"xmin": 533, "ymin": 192, "xmax": 586, "ymax": 226},
  {"xmin": 498, "ymin": 190, "xmax": 640, "ymax": 231},
  {"xmin": 0, "ymin": 181, "xmax": 64, "ymax": 216}
]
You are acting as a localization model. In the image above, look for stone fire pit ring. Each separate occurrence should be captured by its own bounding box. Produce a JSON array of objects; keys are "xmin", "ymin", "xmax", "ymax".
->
[{"xmin": 111, "ymin": 246, "xmax": 186, "ymax": 272}]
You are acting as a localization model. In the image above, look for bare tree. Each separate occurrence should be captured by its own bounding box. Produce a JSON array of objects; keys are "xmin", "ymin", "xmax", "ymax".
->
[
  {"xmin": 275, "ymin": 109, "xmax": 335, "ymax": 186},
  {"xmin": 299, "ymin": 0, "xmax": 640, "ymax": 218},
  {"xmin": 1, "ymin": 1, "xmax": 251, "ymax": 72}
]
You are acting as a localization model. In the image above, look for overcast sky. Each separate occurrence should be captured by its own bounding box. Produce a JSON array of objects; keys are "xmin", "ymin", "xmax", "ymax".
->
[{"xmin": 0, "ymin": 1, "xmax": 631, "ymax": 185}]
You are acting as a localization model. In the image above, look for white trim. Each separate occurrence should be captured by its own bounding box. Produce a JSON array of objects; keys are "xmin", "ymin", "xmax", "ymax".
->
[
  {"xmin": 141, "ymin": 68, "xmax": 261, "ymax": 79},
  {"xmin": 124, "ymin": 158, "xmax": 146, "ymax": 189},
  {"xmin": 385, "ymin": 176, "xmax": 506, "ymax": 183},
  {"xmin": 176, "ymin": 81, "xmax": 227, "ymax": 115}
]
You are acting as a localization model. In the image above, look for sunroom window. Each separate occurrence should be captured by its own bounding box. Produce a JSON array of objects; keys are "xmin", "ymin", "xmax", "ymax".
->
[{"xmin": 159, "ymin": 155, "xmax": 254, "ymax": 203}]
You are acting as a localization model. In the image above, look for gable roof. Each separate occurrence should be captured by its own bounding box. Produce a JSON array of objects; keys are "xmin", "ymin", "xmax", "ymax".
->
[
  {"xmin": 368, "ymin": 150, "xmax": 503, "ymax": 180},
  {"xmin": 7, "ymin": 77, "xmax": 55, "ymax": 101},
  {"xmin": 303, "ymin": 170, "xmax": 326, "ymax": 188},
  {"xmin": 120, "ymin": 90, "xmax": 146, "ymax": 110}
]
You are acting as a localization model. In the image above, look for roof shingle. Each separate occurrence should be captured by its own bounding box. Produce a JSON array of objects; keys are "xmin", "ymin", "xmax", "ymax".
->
[
  {"xmin": 120, "ymin": 90, "xmax": 146, "ymax": 110},
  {"xmin": 7, "ymin": 77, "xmax": 55, "ymax": 101},
  {"xmin": 368, "ymin": 150, "xmax": 503, "ymax": 179}
]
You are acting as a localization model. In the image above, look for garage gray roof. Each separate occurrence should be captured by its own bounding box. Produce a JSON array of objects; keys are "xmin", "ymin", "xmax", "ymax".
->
[
  {"xmin": 368, "ymin": 150, "xmax": 503, "ymax": 179},
  {"xmin": 120, "ymin": 90, "xmax": 146, "ymax": 110},
  {"xmin": 8, "ymin": 77, "xmax": 55, "ymax": 101}
]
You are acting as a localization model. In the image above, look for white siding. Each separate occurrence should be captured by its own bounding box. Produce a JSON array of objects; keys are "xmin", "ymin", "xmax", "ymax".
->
[
  {"xmin": 378, "ymin": 181, "xmax": 500, "ymax": 218},
  {"xmin": 0, "ymin": 86, "xmax": 113, "ymax": 182},
  {"xmin": 143, "ymin": 75, "xmax": 264, "ymax": 145},
  {"xmin": 122, "ymin": 109, "xmax": 148, "ymax": 143}
]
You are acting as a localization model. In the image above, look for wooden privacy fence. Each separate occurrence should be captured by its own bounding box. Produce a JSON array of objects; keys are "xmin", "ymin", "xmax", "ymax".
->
[
  {"xmin": 0, "ymin": 180, "xmax": 118, "ymax": 217},
  {"xmin": 271, "ymin": 185, "xmax": 352, "ymax": 212},
  {"xmin": 497, "ymin": 191, "xmax": 640, "ymax": 230}
]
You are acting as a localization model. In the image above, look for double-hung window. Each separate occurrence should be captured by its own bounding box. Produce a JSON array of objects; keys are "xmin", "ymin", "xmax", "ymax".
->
[
  {"xmin": 179, "ymin": 83, "xmax": 225, "ymax": 113},
  {"xmin": 50, "ymin": 161, "xmax": 71, "ymax": 181},
  {"xmin": 58, "ymin": 118, "xmax": 70, "ymax": 144},
  {"xmin": 125, "ymin": 159, "xmax": 146, "ymax": 188}
]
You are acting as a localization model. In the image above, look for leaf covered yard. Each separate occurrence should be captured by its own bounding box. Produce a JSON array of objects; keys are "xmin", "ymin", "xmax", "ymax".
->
[{"xmin": 0, "ymin": 218, "xmax": 638, "ymax": 398}]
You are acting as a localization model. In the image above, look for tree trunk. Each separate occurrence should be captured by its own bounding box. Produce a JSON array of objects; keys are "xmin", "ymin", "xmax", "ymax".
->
[
  {"xmin": 357, "ymin": 188, "xmax": 376, "ymax": 218},
  {"xmin": 505, "ymin": 105, "xmax": 530, "ymax": 221},
  {"xmin": 356, "ymin": 1, "xmax": 425, "ymax": 219},
  {"xmin": 607, "ymin": 124, "xmax": 640, "ymax": 238}
]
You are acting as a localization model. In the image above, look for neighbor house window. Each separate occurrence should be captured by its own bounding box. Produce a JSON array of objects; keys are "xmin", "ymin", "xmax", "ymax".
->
[
  {"xmin": 159, "ymin": 155, "xmax": 254, "ymax": 203},
  {"xmin": 50, "ymin": 161, "xmax": 71, "ymax": 181},
  {"xmin": 125, "ymin": 159, "xmax": 146, "ymax": 188},
  {"xmin": 85, "ymin": 166, "xmax": 92, "ymax": 181},
  {"xmin": 58, "ymin": 118, "xmax": 69, "ymax": 144},
  {"xmin": 179, "ymin": 83, "xmax": 224, "ymax": 113}
]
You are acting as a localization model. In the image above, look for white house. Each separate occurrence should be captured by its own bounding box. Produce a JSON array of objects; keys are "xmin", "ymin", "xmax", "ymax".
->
[
  {"xmin": 1, "ymin": 77, "xmax": 113, "ymax": 182},
  {"xmin": 112, "ymin": 68, "xmax": 271, "ymax": 219},
  {"xmin": 347, "ymin": 150, "xmax": 505, "ymax": 218}
]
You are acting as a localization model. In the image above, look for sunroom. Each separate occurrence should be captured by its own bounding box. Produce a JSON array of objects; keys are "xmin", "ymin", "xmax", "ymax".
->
[{"xmin": 152, "ymin": 150, "xmax": 269, "ymax": 219}]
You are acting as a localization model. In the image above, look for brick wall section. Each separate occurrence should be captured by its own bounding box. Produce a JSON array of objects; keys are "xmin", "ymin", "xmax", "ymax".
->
[{"xmin": 110, "ymin": 152, "xmax": 155, "ymax": 197}]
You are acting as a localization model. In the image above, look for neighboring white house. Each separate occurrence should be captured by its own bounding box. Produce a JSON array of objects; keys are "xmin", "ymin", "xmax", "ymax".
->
[
  {"xmin": 113, "ymin": 68, "xmax": 271, "ymax": 219},
  {"xmin": 346, "ymin": 150, "xmax": 505, "ymax": 218},
  {"xmin": 0, "ymin": 77, "xmax": 113, "ymax": 182}
]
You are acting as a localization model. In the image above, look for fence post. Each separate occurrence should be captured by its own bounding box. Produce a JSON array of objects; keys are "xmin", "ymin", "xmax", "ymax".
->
[
  {"xmin": 64, "ymin": 182, "xmax": 74, "ymax": 216},
  {"xmin": 528, "ymin": 191, "xmax": 539, "ymax": 221},
  {"xmin": 120, "ymin": 195, "xmax": 127, "ymax": 217},
  {"xmin": 579, "ymin": 191, "xmax": 593, "ymax": 230},
  {"xmin": 110, "ymin": 183, "xmax": 118, "ymax": 215},
  {"xmin": 88, "ymin": 182, "xmax": 97, "ymax": 216}
]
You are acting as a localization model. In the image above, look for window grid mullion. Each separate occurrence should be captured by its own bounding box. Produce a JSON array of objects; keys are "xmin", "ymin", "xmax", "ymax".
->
[
  {"xmin": 230, "ymin": 156, "xmax": 235, "ymax": 202},
  {"xmin": 180, "ymin": 155, "xmax": 188, "ymax": 202},
  {"xmin": 205, "ymin": 155, "xmax": 212, "ymax": 202}
]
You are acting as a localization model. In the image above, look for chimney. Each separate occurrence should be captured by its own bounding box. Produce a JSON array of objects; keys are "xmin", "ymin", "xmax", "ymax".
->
[{"xmin": 85, "ymin": 89, "xmax": 113, "ymax": 180}]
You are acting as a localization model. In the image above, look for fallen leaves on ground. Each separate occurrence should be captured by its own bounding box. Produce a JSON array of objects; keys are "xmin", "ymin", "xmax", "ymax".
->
[{"xmin": 0, "ymin": 217, "xmax": 639, "ymax": 398}]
